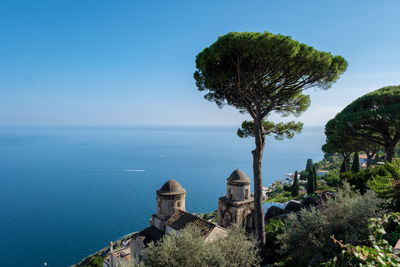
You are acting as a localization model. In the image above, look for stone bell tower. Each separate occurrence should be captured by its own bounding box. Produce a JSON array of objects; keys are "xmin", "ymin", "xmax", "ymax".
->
[
  {"xmin": 151, "ymin": 179, "xmax": 186, "ymax": 231},
  {"xmin": 217, "ymin": 169, "xmax": 254, "ymax": 230}
]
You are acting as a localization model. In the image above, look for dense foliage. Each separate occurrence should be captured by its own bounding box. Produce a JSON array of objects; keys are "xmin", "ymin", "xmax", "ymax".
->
[
  {"xmin": 276, "ymin": 184, "xmax": 384, "ymax": 266},
  {"xmin": 119, "ymin": 225, "xmax": 260, "ymax": 267},
  {"xmin": 266, "ymin": 182, "xmax": 293, "ymax": 203},
  {"xmin": 324, "ymin": 169, "xmax": 340, "ymax": 187},
  {"xmin": 340, "ymin": 161, "xmax": 400, "ymax": 211},
  {"xmin": 325, "ymin": 213, "xmax": 400, "ymax": 266},
  {"xmin": 79, "ymin": 256, "xmax": 103, "ymax": 267},
  {"xmin": 324, "ymin": 85, "xmax": 400, "ymax": 163},
  {"xmin": 265, "ymin": 218, "xmax": 285, "ymax": 264}
]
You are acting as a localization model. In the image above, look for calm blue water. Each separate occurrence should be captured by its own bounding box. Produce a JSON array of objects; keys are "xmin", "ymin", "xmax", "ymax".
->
[{"xmin": 0, "ymin": 126, "xmax": 324, "ymax": 267}]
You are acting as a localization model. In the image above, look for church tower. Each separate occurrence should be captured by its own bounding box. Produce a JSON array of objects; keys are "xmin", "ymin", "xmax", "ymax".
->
[
  {"xmin": 217, "ymin": 169, "xmax": 254, "ymax": 230},
  {"xmin": 151, "ymin": 179, "xmax": 186, "ymax": 231}
]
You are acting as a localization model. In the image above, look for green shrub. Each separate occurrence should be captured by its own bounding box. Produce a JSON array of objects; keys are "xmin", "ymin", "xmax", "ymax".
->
[
  {"xmin": 324, "ymin": 169, "xmax": 340, "ymax": 187},
  {"xmin": 341, "ymin": 161, "xmax": 400, "ymax": 193},
  {"xmin": 385, "ymin": 224, "xmax": 400, "ymax": 247},
  {"xmin": 283, "ymin": 184, "xmax": 291, "ymax": 192},
  {"xmin": 267, "ymin": 191, "xmax": 292, "ymax": 203},
  {"xmin": 79, "ymin": 256, "xmax": 103, "ymax": 267},
  {"xmin": 119, "ymin": 225, "xmax": 260, "ymax": 267},
  {"xmin": 275, "ymin": 182, "xmax": 283, "ymax": 193},
  {"xmin": 313, "ymin": 153, "xmax": 342, "ymax": 171},
  {"xmin": 265, "ymin": 218, "xmax": 285, "ymax": 264},
  {"xmin": 341, "ymin": 160, "xmax": 400, "ymax": 211},
  {"xmin": 324, "ymin": 213, "xmax": 400, "ymax": 267},
  {"xmin": 276, "ymin": 184, "xmax": 384, "ymax": 266}
]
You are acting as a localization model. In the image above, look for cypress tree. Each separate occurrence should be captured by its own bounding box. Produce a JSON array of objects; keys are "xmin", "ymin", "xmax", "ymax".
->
[
  {"xmin": 304, "ymin": 158, "xmax": 314, "ymax": 182},
  {"xmin": 292, "ymin": 170, "xmax": 299, "ymax": 197},
  {"xmin": 307, "ymin": 168, "xmax": 315, "ymax": 195},
  {"xmin": 352, "ymin": 151, "xmax": 360, "ymax": 173},
  {"xmin": 305, "ymin": 158, "xmax": 313, "ymax": 173},
  {"xmin": 313, "ymin": 166, "xmax": 318, "ymax": 191}
]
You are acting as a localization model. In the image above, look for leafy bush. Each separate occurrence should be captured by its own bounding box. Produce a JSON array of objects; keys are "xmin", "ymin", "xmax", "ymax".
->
[
  {"xmin": 318, "ymin": 179, "xmax": 335, "ymax": 192},
  {"xmin": 315, "ymin": 153, "xmax": 343, "ymax": 171},
  {"xmin": 341, "ymin": 161, "xmax": 399, "ymax": 194},
  {"xmin": 274, "ymin": 182, "xmax": 283, "ymax": 193},
  {"xmin": 385, "ymin": 223, "xmax": 400, "ymax": 247},
  {"xmin": 265, "ymin": 218, "xmax": 285, "ymax": 264},
  {"xmin": 79, "ymin": 256, "xmax": 103, "ymax": 267},
  {"xmin": 324, "ymin": 213, "xmax": 400, "ymax": 266},
  {"xmin": 299, "ymin": 170, "xmax": 308, "ymax": 180},
  {"xmin": 267, "ymin": 191, "xmax": 292, "ymax": 203},
  {"xmin": 283, "ymin": 184, "xmax": 291, "ymax": 192},
  {"xmin": 276, "ymin": 184, "xmax": 384, "ymax": 266},
  {"xmin": 341, "ymin": 161, "xmax": 400, "ymax": 211},
  {"xmin": 324, "ymin": 169, "xmax": 340, "ymax": 187},
  {"xmin": 119, "ymin": 225, "xmax": 260, "ymax": 267}
]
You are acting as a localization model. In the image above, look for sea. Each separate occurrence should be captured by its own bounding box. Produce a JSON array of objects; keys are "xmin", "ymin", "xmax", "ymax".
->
[{"xmin": 0, "ymin": 126, "xmax": 325, "ymax": 267}]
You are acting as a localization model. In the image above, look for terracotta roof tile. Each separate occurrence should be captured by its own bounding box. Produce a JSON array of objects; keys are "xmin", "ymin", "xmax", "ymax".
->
[{"xmin": 165, "ymin": 210, "xmax": 216, "ymax": 236}]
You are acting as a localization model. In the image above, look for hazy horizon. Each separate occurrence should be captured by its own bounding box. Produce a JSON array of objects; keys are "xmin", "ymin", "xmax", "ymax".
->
[{"xmin": 1, "ymin": 1, "xmax": 400, "ymax": 127}]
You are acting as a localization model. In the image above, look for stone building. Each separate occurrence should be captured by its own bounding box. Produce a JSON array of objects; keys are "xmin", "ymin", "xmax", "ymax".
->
[
  {"xmin": 104, "ymin": 172, "xmax": 256, "ymax": 267},
  {"xmin": 151, "ymin": 179, "xmax": 186, "ymax": 231},
  {"xmin": 217, "ymin": 169, "xmax": 254, "ymax": 231},
  {"xmin": 103, "ymin": 242, "xmax": 130, "ymax": 267},
  {"xmin": 129, "ymin": 179, "xmax": 227, "ymax": 262}
]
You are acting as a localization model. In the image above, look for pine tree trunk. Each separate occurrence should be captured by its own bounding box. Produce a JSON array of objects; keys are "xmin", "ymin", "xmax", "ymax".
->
[
  {"xmin": 385, "ymin": 131, "xmax": 400, "ymax": 163},
  {"xmin": 252, "ymin": 116, "xmax": 266, "ymax": 254},
  {"xmin": 352, "ymin": 152, "xmax": 360, "ymax": 173},
  {"xmin": 385, "ymin": 146, "xmax": 394, "ymax": 163},
  {"xmin": 344, "ymin": 154, "xmax": 350, "ymax": 172},
  {"xmin": 341, "ymin": 153, "xmax": 350, "ymax": 173}
]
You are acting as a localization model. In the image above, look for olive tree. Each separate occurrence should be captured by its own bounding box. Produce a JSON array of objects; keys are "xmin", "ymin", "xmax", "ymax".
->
[
  {"xmin": 119, "ymin": 225, "xmax": 260, "ymax": 267},
  {"xmin": 194, "ymin": 31, "xmax": 347, "ymax": 249}
]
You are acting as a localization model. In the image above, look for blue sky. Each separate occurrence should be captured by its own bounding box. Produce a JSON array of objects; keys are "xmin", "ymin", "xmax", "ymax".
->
[{"xmin": 1, "ymin": 0, "xmax": 399, "ymax": 126}]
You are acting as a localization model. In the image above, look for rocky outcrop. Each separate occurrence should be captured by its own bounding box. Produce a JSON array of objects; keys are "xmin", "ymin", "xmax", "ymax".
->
[
  {"xmin": 265, "ymin": 206, "xmax": 290, "ymax": 220},
  {"xmin": 284, "ymin": 200, "xmax": 305, "ymax": 212},
  {"xmin": 265, "ymin": 193, "xmax": 334, "ymax": 222},
  {"xmin": 302, "ymin": 196, "xmax": 320, "ymax": 207}
]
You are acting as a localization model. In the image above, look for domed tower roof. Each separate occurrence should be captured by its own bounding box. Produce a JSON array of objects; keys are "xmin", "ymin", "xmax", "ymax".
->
[
  {"xmin": 157, "ymin": 179, "xmax": 186, "ymax": 196},
  {"xmin": 227, "ymin": 169, "xmax": 251, "ymax": 184}
]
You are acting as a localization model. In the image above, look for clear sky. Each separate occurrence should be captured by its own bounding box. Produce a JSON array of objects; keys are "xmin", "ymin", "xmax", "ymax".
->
[{"xmin": 1, "ymin": 0, "xmax": 400, "ymax": 127}]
